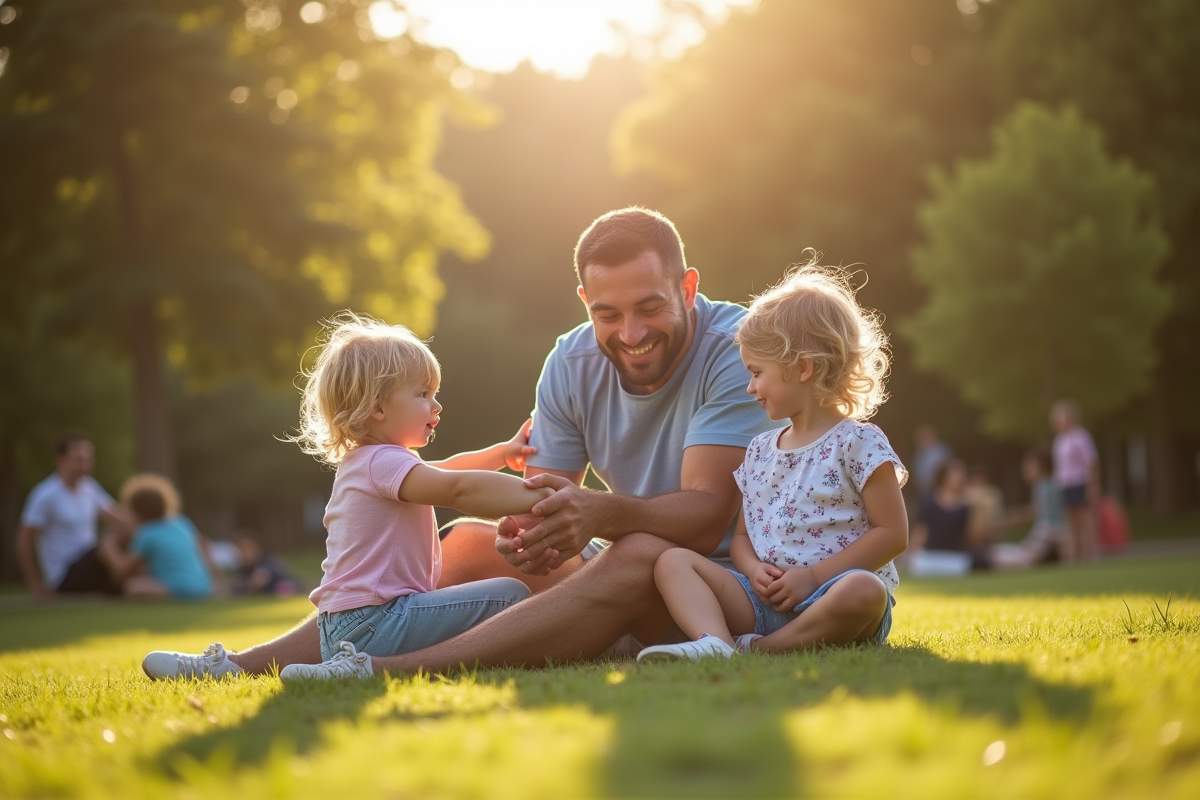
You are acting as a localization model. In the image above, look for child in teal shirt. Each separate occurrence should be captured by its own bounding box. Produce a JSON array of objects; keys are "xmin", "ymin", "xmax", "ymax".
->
[{"xmin": 102, "ymin": 474, "xmax": 214, "ymax": 598}]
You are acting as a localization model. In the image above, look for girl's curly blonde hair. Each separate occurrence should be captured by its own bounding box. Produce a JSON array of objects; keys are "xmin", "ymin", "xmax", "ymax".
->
[
  {"xmin": 735, "ymin": 255, "xmax": 890, "ymax": 421},
  {"xmin": 119, "ymin": 474, "xmax": 181, "ymax": 522},
  {"xmin": 290, "ymin": 311, "xmax": 441, "ymax": 465}
]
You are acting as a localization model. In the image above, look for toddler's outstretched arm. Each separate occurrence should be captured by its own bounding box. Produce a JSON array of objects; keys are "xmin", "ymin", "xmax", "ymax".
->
[
  {"xmin": 398, "ymin": 463, "xmax": 554, "ymax": 520},
  {"xmin": 429, "ymin": 419, "xmax": 536, "ymax": 473}
]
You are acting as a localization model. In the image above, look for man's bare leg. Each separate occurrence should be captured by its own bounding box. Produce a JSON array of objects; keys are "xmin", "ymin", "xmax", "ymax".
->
[
  {"xmin": 369, "ymin": 532, "xmax": 676, "ymax": 674},
  {"xmin": 227, "ymin": 611, "xmax": 323, "ymax": 674},
  {"xmin": 438, "ymin": 520, "xmax": 582, "ymax": 594}
]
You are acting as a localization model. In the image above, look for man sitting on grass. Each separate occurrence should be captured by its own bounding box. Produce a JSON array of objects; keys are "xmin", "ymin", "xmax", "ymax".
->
[
  {"xmin": 143, "ymin": 207, "xmax": 773, "ymax": 679},
  {"xmin": 17, "ymin": 432, "xmax": 132, "ymax": 599}
]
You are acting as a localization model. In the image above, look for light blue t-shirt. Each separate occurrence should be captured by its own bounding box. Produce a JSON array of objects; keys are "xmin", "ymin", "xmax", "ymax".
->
[
  {"xmin": 528, "ymin": 294, "xmax": 774, "ymax": 556},
  {"xmin": 130, "ymin": 515, "xmax": 212, "ymax": 599}
]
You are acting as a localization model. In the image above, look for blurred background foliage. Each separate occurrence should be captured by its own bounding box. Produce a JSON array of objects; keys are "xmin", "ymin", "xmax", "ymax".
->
[{"xmin": 1, "ymin": 0, "xmax": 1198, "ymax": 576}]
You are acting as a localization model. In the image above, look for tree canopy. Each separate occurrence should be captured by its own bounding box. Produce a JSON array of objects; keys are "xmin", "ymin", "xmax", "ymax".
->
[
  {"xmin": 904, "ymin": 104, "xmax": 1170, "ymax": 439},
  {"xmin": 0, "ymin": 0, "xmax": 487, "ymax": 474}
]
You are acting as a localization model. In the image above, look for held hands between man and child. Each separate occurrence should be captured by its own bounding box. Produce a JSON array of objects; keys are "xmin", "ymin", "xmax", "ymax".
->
[{"xmin": 497, "ymin": 475, "xmax": 821, "ymax": 611}]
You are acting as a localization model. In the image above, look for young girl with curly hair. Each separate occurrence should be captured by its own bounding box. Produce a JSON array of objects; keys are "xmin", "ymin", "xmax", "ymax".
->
[{"xmin": 638, "ymin": 261, "xmax": 909, "ymax": 661}]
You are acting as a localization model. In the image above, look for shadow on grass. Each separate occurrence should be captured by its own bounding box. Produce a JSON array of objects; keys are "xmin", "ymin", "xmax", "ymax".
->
[
  {"xmin": 559, "ymin": 644, "xmax": 1091, "ymax": 798},
  {"xmin": 0, "ymin": 597, "xmax": 311, "ymax": 653},
  {"xmin": 153, "ymin": 677, "xmax": 387, "ymax": 778},
  {"xmin": 902, "ymin": 554, "xmax": 1200, "ymax": 599},
  {"xmin": 148, "ymin": 642, "xmax": 1093, "ymax": 799}
]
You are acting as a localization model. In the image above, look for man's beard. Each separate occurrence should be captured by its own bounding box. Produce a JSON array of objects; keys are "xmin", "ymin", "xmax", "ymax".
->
[{"xmin": 597, "ymin": 305, "xmax": 690, "ymax": 391}]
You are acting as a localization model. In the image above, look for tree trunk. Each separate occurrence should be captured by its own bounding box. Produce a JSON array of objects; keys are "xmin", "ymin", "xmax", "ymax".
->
[
  {"xmin": 0, "ymin": 444, "xmax": 20, "ymax": 582},
  {"xmin": 129, "ymin": 297, "xmax": 174, "ymax": 476},
  {"xmin": 1149, "ymin": 393, "xmax": 1177, "ymax": 513},
  {"xmin": 112, "ymin": 129, "xmax": 175, "ymax": 478}
]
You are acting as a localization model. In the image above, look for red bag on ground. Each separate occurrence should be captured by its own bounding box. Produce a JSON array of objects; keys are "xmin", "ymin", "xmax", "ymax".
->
[{"xmin": 1096, "ymin": 495, "xmax": 1130, "ymax": 554}]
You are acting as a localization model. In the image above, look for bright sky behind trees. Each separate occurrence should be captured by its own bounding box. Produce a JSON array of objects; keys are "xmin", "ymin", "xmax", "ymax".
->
[{"xmin": 370, "ymin": 0, "xmax": 755, "ymax": 78}]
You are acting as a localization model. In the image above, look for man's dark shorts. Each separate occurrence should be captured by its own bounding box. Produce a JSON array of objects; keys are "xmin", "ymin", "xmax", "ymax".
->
[{"xmin": 56, "ymin": 547, "xmax": 122, "ymax": 595}]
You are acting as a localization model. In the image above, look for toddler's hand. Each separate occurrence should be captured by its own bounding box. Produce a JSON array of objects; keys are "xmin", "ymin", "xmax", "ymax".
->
[
  {"xmin": 765, "ymin": 566, "xmax": 820, "ymax": 613},
  {"xmin": 750, "ymin": 560, "xmax": 784, "ymax": 602},
  {"xmin": 504, "ymin": 418, "xmax": 537, "ymax": 472}
]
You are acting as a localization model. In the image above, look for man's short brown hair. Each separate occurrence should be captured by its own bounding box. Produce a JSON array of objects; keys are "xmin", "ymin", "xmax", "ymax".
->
[
  {"xmin": 574, "ymin": 207, "xmax": 686, "ymax": 286},
  {"xmin": 53, "ymin": 430, "xmax": 91, "ymax": 457}
]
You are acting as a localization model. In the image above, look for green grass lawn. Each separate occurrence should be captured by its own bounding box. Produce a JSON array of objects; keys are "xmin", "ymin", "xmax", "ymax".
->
[{"xmin": 2, "ymin": 557, "xmax": 1198, "ymax": 800}]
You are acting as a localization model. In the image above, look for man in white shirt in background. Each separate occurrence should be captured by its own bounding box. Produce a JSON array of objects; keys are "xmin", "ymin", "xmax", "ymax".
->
[{"xmin": 17, "ymin": 431, "xmax": 131, "ymax": 597}]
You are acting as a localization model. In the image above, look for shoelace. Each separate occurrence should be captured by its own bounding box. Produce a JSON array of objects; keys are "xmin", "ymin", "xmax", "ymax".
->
[
  {"xmin": 324, "ymin": 644, "xmax": 368, "ymax": 676},
  {"xmin": 176, "ymin": 643, "xmax": 225, "ymax": 672}
]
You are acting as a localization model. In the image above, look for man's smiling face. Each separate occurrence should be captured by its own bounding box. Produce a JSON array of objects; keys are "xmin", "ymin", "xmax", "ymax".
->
[{"xmin": 578, "ymin": 249, "xmax": 698, "ymax": 395}]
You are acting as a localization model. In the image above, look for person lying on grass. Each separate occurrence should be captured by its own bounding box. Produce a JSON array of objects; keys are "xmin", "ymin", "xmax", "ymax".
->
[
  {"xmin": 637, "ymin": 261, "xmax": 909, "ymax": 662},
  {"xmin": 144, "ymin": 312, "xmax": 553, "ymax": 680}
]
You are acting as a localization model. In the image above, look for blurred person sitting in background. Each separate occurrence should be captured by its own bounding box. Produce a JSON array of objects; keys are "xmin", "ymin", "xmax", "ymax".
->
[
  {"xmin": 965, "ymin": 464, "xmax": 1005, "ymax": 548},
  {"xmin": 231, "ymin": 530, "xmax": 300, "ymax": 596},
  {"xmin": 908, "ymin": 459, "xmax": 991, "ymax": 576},
  {"xmin": 912, "ymin": 424, "xmax": 952, "ymax": 504},
  {"xmin": 1050, "ymin": 399, "xmax": 1100, "ymax": 563},
  {"xmin": 100, "ymin": 474, "xmax": 216, "ymax": 599},
  {"xmin": 16, "ymin": 431, "xmax": 132, "ymax": 598},
  {"xmin": 991, "ymin": 451, "xmax": 1068, "ymax": 569}
]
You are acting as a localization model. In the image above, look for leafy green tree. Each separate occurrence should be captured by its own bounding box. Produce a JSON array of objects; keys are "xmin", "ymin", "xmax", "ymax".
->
[
  {"xmin": 903, "ymin": 104, "xmax": 1170, "ymax": 439},
  {"xmin": 992, "ymin": 0, "xmax": 1200, "ymax": 503},
  {"xmin": 0, "ymin": 0, "xmax": 485, "ymax": 476}
]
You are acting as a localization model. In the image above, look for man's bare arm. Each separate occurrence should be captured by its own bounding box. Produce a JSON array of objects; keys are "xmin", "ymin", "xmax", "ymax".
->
[
  {"xmin": 16, "ymin": 524, "xmax": 50, "ymax": 596},
  {"xmin": 509, "ymin": 445, "xmax": 745, "ymax": 574}
]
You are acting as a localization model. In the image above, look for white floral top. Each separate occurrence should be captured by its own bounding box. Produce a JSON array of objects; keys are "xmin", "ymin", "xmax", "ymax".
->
[{"xmin": 733, "ymin": 419, "xmax": 908, "ymax": 592}]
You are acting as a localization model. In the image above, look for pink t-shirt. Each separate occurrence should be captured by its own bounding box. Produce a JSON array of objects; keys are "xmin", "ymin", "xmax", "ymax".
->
[
  {"xmin": 1053, "ymin": 427, "xmax": 1098, "ymax": 488},
  {"xmin": 309, "ymin": 445, "xmax": 441, "ymax": 613}
]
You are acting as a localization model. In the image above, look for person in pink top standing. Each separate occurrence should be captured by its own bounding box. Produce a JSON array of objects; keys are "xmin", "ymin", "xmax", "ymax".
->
[
  {"xmin": 144, "ymin": 311, "xmax": 557, "ymax": 681},
  {"xmin": 1050, "ymin": 398, "xmax": 1100, "ymax": 564}
]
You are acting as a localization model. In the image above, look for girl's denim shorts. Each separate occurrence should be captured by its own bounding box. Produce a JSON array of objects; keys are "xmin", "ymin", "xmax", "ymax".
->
[
  {"xmin": 317, "ymin": 577, "xmax": 530, "ymax": 661},
  {"xmin": 728, "ymin": 567, "xmax": 895, "ymax": 645}
]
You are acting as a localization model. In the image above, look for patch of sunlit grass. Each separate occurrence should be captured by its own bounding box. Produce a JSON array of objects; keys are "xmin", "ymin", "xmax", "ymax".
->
[{"xmin": 1, "ymin": 556, "xmax": 1198, "ymax": 799}]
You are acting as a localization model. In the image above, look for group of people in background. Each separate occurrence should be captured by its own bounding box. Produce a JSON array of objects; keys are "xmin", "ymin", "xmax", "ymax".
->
[
  {"xmin": 16, "ymin": 431, "xmax": 298, "ymax": 600},
  {"xmin": 907, "ymin": 399, "xmax": 1116, "ymax": 577}
]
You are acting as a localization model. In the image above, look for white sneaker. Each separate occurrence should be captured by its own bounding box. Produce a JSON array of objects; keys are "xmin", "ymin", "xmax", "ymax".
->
[
  {"xmin": 734, "ymin": 633, "xmax": 763, "ymax": 653},
  {"xmin": 636, "ymin": 634, "xmax": 736, "ymax": 663},
  {"xmin": 142, "ymin": 642, "xmax": 244, "ymax": 680},
  {"xmin": 279, "ymin": 641, "xmax": 374, "ymax": 682}
]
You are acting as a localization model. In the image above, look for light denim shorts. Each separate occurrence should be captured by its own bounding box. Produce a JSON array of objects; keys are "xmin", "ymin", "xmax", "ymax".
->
[
  {"xmin": 728, "ymin": 567, "xmax": 895, "ymax": 645},
  {"xmin": 317, "ymin": 577, "xmax": 531, "ymax": 661}
]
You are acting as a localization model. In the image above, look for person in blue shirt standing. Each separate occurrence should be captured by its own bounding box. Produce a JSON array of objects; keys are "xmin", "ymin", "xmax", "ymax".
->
[{"xmin": 102, "ymin": 474, "xmax": 214, "ymax": 599}]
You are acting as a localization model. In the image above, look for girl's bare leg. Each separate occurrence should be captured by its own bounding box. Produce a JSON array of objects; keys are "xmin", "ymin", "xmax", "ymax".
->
[
  {"xmin": 123, "ymin": 575, "xmax": 170, "ymax": 598},
  {"xmin": 752, "ymin": 571, "xmax": 888, "ymax": 652},
  {"xmin": 652, "ymin": 549, "xmax": 757, "ymax": 646},
  {"xmin": 1066, "ymin": 506, "xmax": 1096, "ymax": 564}
]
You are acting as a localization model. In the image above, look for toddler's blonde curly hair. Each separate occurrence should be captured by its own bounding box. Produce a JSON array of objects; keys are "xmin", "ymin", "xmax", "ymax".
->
[
  {"xmin": 736, "ymin": 255, "xmax": 890, "ymax": 421},
  {"xmin": 291, "ymin": 311, "xmax": 441, "ymax": 465}
]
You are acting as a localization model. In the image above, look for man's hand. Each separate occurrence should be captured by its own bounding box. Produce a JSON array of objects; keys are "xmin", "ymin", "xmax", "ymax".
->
[
  {"xmin": 496, "ymin": 473, "xmax": 607, "ymax": 574},
  {"xmin": 765, "ymin": 566, "xmax": 820, "ymax": 612},
  {"xmin": 502, "ymin": 419, "xmax": 538, "ymax": 473},
  {"xmin": 749, "ymin": 560, "xmax": 784, "ymax": 602}
]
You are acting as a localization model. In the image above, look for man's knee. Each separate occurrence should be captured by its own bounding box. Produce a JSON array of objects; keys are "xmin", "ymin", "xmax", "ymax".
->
[
  {"xmin": 440, "ymin": 518, "xmax": 498, "ymax": 544},
  {"xmin": 585, "ymin": 533, "xmax": 672, "ymax": 599}
]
